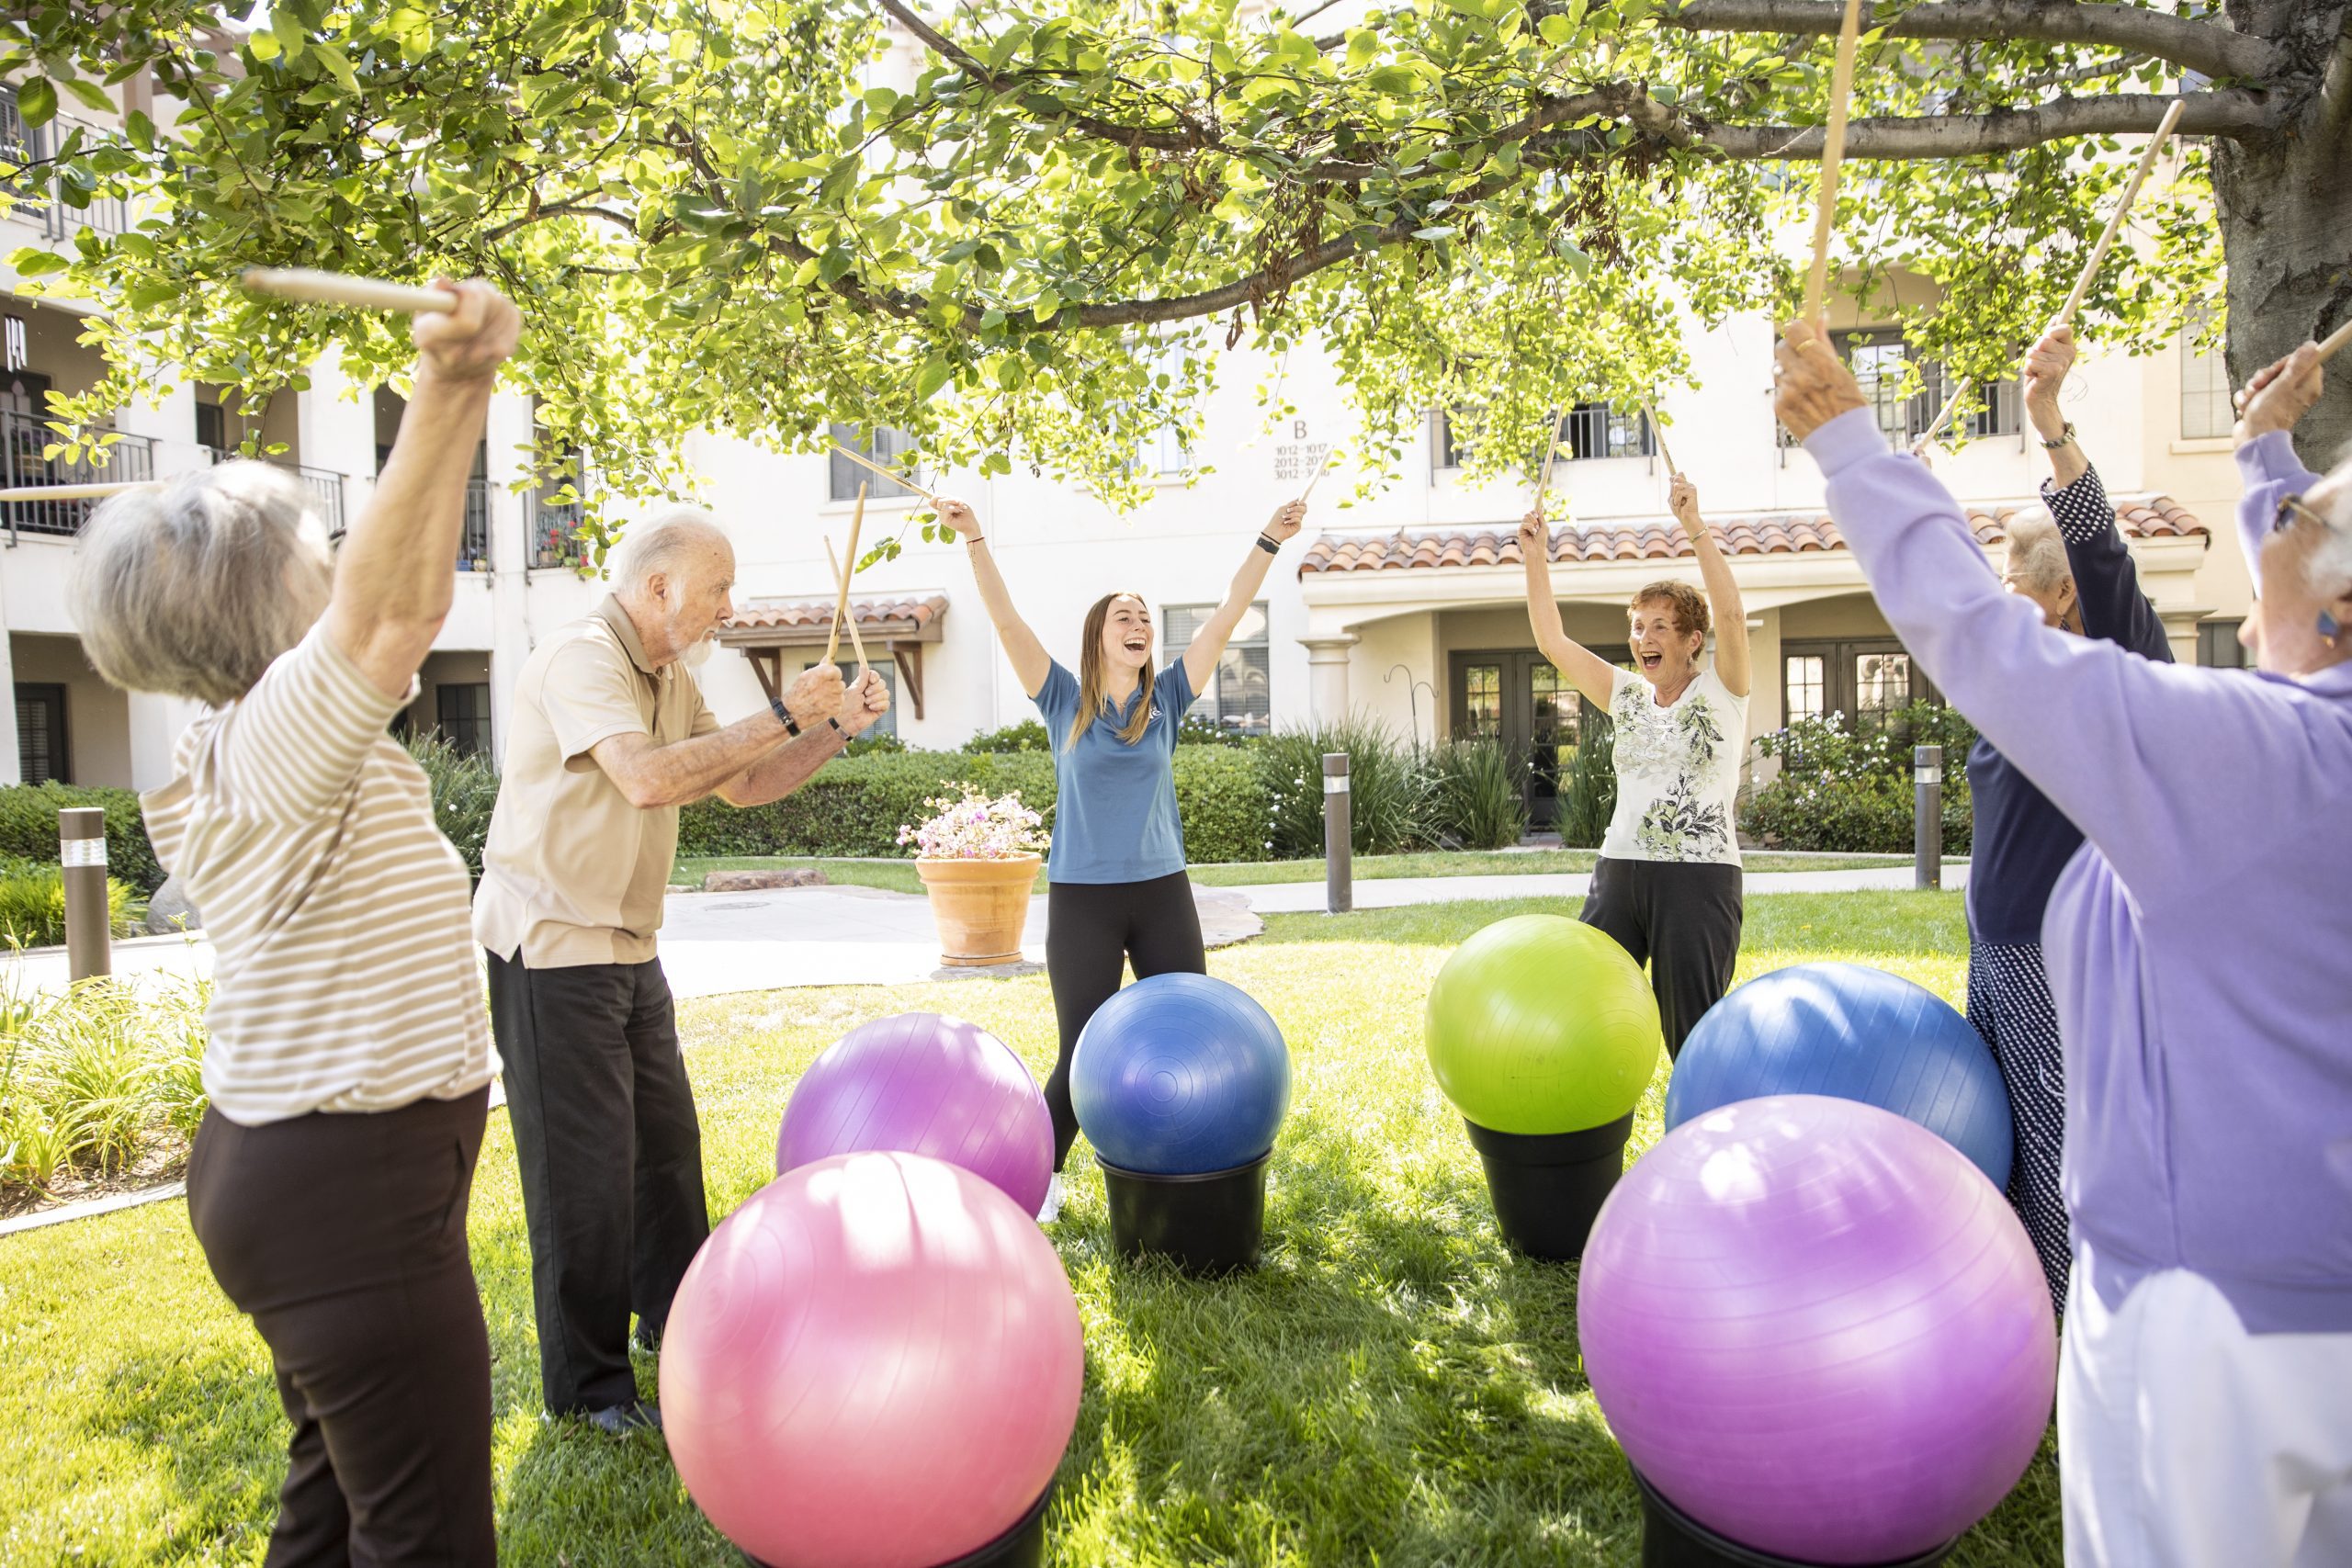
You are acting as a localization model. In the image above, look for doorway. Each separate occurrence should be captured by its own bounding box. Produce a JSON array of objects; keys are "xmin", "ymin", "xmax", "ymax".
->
[{"xmin": 1447, "ymin": 649, "xmax": 1603, "ymax": 829}]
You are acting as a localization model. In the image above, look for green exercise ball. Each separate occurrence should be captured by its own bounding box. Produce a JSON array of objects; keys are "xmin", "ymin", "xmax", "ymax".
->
[{"xmin": 1424, "ymin": 914, "xmax": 1665, "ymax": 1134}]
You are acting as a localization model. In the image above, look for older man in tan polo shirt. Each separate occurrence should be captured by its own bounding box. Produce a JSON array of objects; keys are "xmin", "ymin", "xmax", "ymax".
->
[{"xmin": 475, "ymin": 507, "xmax": 887, "ymax": 1434}]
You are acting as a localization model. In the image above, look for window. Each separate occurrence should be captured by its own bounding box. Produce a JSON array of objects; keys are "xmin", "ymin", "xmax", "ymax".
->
[
  {"xmin": 1135, "ymin": 422, "xmax": 1190, "ymax": 476},
  {"xmin": 2180, "ymin": 315, "xmax": 2233, "ymax": 440},
  {"xmin": 2197, "ymin": 618, "xmax": 2252, "ymax": 669},
  {"xmin": 1435, "ymin": 402, "xmax": 1654, "ymax": 472},
  {"xmin": 1159, "ymin": 603, "xmax": 1271, "ymax": 733},
  {"xmin": 1814, "ymin": 329, "xmax": 2022, "ymax": 446},
  {"xmin": 1783, "ymin": 654, "xmax": 1826, "ymax": 723},
  {"xmin": 1460, "ymin": 662, "xmax": 1503, "ymax": 738},
  {"xmin": 14, "ymin": 683, "xmax": 66, "ymax": 784},
  {"xmin": 435, "ymin": 683, "xmax": 492, "ymax": 758},
  {"xmin": 778, "ymin": 655, "xmax": 898, "ymax": 738},
  {"xmin": 829, "ymin": 423, "xmax": 921, "ymax": 502},
  {"xmin": 1781, "ymin": 637, "xmax": 1939, "ymax": 728},
  {"xmin": 194, "ymin": 400, "xmax": 227, "ymax": 455}
]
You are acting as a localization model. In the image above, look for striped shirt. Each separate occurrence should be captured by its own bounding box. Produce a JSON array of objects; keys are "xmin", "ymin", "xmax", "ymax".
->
[{"xmin": 142, "ymin": 625, "xmax": 498, "ymax": 1125}]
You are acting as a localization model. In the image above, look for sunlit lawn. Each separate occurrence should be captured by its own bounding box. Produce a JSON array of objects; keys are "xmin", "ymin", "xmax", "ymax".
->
[{"xmin": 0, "ymin": 889, "xmax": 2058, "ymax": 1567}]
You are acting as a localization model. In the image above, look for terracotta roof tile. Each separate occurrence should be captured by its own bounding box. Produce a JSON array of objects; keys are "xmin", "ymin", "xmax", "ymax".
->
[
  {"xmin": 726, "ymin": 593, "xmax": 948, "ymax": 634},
  {"xmin": 1298, "ymin": 496, "xmax": 2207, "ymax": 575}
]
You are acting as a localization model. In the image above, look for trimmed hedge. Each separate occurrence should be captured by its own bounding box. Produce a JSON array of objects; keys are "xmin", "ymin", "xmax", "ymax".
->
[
  {"xmin": 1738, "ymin": 703, "xmax": 1978, "ymax": 855},
  {"xmin": 0, "ymin": 784, "xmax": 164, "ymax": 895}
]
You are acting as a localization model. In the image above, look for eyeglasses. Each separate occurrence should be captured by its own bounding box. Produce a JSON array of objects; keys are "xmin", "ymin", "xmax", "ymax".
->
[{"xmin": 2274, "ymin": 493, "xmax": 2333, "ymax": 534}]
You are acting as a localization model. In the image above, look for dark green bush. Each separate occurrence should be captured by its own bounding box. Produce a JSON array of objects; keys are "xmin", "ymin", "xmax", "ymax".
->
[
  {"xmin": 0, "ymin": 784, "xmax": 164, "ymax": 896},
  {"xmin": 1552, "ymin": 717, "xmax": 1620, "ymax": 850},
  {"xmin": 1739, "ymin": 702, "xmax": 1977, "ymax": 854},
  {"xmin": 961, "ymin": 719, "xmax": 1050, "ymax": 754},
  {"xmin": 405, "ymin": 735, "xmax": 501, "ymax": 883},
  {"xmin": 1171, "ymin": 748, "xmax": 1271, "ymax": 863},
  {"xmin": 1258, "ymin": 717, "xmax": 1425, "ymax": 857},
  {"xmin": 1176, "ymin": 716, "xmax": 1261, "ymax": 747},
  {"xmin": 0, "ymin": 858, "xmax": 135, "ymax": 948},
  {"xmin": 678, "ymin": 751, "xmax": 1056, "ymax": 859},
  {"xmin": 1422, "ymin": 737, "xmax": 1526, "ymax": 851}
]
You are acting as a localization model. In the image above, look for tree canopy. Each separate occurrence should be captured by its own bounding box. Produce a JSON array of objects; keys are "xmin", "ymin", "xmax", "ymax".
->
[{"xmin": 6, "ymin": 0, "xmax": 2346, "ymax": 546}]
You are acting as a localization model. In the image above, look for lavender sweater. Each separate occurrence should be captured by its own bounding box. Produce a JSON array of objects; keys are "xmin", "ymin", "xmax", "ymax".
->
[{"xmin": 1808, "ymin": 411, "xmax": 2352, "ymax": 1335}]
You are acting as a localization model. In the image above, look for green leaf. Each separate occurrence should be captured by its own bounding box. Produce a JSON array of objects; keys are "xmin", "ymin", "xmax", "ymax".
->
[
  {"xmin": 62, "ymin": 78, "xmax": 113, "ymax": 115},
  {"xmin": 916, "ymin": 355, "xmax": 953, "ymax": 400},
  {"xmin": 1032, "ymin": 288, "xmax": 1062, "ymax": 324},
  {"xmin": 246, "ymin": 28, "xmax": 280, "ymax": 63},
  {"xmin": 9, "ymin": 248, "xmax": 69, "ymax": 277},
  {"xmin": 15, "ymin": 78, "xmax": 55, "ymax": 127}
]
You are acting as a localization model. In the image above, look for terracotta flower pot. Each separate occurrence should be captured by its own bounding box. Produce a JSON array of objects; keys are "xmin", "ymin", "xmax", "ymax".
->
[{"xmin": 914, "ymin": 853, "xmax": 1044, "ymax": 967}]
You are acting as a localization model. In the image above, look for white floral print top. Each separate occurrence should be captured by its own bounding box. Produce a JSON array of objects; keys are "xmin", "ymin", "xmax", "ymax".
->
[{"xmin": 1599, "ymin": 664, "xmax": 1749, "ymax": 865}]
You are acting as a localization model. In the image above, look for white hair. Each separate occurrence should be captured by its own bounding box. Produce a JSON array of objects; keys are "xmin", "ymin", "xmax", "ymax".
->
[
  {"xmin": 2002, "ymin": 507, "xmax": 2073, "ymax": 594},
  {"xmin": 612, "ymin": 505, "xmax": 729, "ymax": 592},
  {"xmin": 2310, "ymin": 462, "xmax": 2352, "ymax": 600},
  {"xmin": 72, "ymin": 461, "xmax": 333, "ymax": 706}
]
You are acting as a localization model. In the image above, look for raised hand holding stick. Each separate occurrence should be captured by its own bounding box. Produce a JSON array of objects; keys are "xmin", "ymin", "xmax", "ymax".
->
[{"xmin": 825, "ymin": 483, "xmax": 867, "ymax": 668}]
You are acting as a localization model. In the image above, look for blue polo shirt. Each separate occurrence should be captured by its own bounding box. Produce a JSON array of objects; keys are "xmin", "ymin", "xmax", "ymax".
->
[{"xmin": 1033, "ymin": 659, "xmax": 1196, "ymax": 885}]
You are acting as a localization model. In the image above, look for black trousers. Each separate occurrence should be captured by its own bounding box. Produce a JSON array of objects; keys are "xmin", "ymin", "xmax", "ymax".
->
[
  {"xmin": 1578, "ymin": 855, "xmax": 1745, "ymax": 1059},
  {"xmin": 1043, "ymin": 871, "xmax": 1208, "ymax": 1169},
  {"xmin": 186, "ymin": 1088, "xmax": 495, "ymax": 1568},
  {"xmin": 485, "ymin": 953, "xmax": 707, "ymax": 1415}
]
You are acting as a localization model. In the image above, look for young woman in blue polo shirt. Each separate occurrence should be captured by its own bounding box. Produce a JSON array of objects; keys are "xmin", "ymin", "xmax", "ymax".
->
[{"xmin": 941, "ymin": 494, "xmax": 1306, "ymax": 1219}]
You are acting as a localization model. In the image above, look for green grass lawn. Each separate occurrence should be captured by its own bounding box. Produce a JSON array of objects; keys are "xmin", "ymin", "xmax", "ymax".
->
[
  {"xmin": 0, "ymin": 889, "xmax": 2057, "ymax": 1567},
  {"xmin": 672, "ymin": 849, "xmax": 1942, "ymax": 893}
]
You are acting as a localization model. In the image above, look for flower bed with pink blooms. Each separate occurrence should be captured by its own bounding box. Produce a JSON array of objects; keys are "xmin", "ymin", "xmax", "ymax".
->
[{"xmin": 897, "ymin": 784, "xmax": 1049, "ymax": 860}]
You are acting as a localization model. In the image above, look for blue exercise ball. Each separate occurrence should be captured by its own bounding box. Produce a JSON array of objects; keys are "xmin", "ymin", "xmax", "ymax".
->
[
  {"xmin": 1071, "ymin": 973, "xmax": 1291, "ymax": 1175},
  {"xmin": 1664, "ymin": 962, "xmax": 2013, "ymax": 1189}
]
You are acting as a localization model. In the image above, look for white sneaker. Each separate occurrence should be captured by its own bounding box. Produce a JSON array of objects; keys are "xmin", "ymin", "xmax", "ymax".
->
[{"xmin": 1035, "ymin": 1173, "xmax": 1066, "ymax": 1224}]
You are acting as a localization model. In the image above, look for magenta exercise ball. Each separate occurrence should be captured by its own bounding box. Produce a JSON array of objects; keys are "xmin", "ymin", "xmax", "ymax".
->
[
  {"xmin": 1578, "ymin": 1096, "xmax": 2055, "ymax": 1565},
  {"xmin": 662, "ymin": 1151, "xmax": 1083, "ymax": 1568},
  {"xmin": 776, "ymin": 1011, "xmax": 1053, "ymax": 1216}
]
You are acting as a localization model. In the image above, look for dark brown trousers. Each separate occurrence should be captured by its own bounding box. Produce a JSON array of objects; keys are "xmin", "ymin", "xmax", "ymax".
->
[{"xmin": 186, "ymin": 1087, "xmax": 496, "ymax": 1567}]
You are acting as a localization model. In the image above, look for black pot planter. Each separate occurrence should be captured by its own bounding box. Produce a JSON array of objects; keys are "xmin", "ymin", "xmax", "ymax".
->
[
  {"xmin": 1463, "ymin": 1111, "xmax": 1634, "ymax": 1261},
  {"xmin": 1096, "ymin": 1150, "xmax": 1271, "ymax": 1275},
  {"xmin": 1633, "ymin": 1469, "xmax": 1960, "ymax": 1568},
  {"xmin": 746, "ymin": 1482, "xmax": 1053, "ymax": 1568}
]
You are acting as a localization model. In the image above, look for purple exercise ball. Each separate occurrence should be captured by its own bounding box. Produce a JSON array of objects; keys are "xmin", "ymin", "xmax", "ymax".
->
[
  {"xmin": 776, "ymin": 1012, "xmax": 1054, "ymax": 1216},
  {"xmin": 1578, "ymin": 1095, "xmax": 2056, "ymax": 1565}
]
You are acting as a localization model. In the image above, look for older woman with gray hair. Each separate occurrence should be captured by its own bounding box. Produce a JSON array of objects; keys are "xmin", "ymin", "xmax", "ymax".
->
[
  {"xmin": 72, "ymin": 281, "xmax": 518, "ymax": 1562},
  {"xmin": 1960, "ymin": 325, "xmax": 2174, "ymax": 1319},
  {"xmin": 1778, "ymin": 321, "xmax": 2352, "ymax": 1568}
]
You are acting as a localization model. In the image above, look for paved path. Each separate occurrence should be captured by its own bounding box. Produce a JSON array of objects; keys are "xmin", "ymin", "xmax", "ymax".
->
[
  {"xmin": 3, "ymin": 864, "xmax": 1961, "ymax": 1001},
  {"xmin": 1225, "ymin": 862, "xmax": 1969, "ymax": 914}
]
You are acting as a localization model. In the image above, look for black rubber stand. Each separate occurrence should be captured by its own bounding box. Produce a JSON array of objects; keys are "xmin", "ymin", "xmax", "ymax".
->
[
  {"xmin": 1633, "ymin": 1468, "xmax": 1961, "ymax": 1568},
  {"xmin": 1097, "ymin": 1150, "xmax": 1271, "ymax": 1275},
  {"xmin": 1462, "ymin": 1111, "xmax": 1635, "ymax": 1262},
  {"xmin": 746, "ymin": 1482, "xmax": 1053, "ymax": 1568}
]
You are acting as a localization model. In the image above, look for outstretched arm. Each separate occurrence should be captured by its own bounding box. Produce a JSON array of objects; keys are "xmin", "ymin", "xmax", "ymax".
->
[
  {"xmin": 1184, "ymin": 500, "xmax": 1304, "ymax": 695},
  {"xmin": 2023, "ymin": 326, "xmax": 2091, "ymax": 491},
  {"xmin": 1670, "ymin": 475, "xmax": 1748, "ymax": 697},
  {"xmin": 2231, "ymin": 344, "xmax": 2327, "ymax": 598},
  {"xmin": 942, "ymin": 498, "xmax": 1051, "ymax": 698},
  {"xmin": 1518, "ymin": 511, "xmax": 1619, "ymax": 709},
  {"xmin": 2026, "ymin": 329, "xmax": 2172, "ymax": 662}
]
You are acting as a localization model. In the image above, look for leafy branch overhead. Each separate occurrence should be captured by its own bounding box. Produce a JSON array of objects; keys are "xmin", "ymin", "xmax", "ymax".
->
[{"xmin": 6, "ymin": 0, "xmax": 2346, "ymax": 536}]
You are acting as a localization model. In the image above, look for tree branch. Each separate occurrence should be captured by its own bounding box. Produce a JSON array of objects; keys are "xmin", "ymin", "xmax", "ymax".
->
[
  {"xmin": 1665, "ymin": 87, "xmax": 2284, "ymax": 159},
  {"xmin": 1653, "ymin": 0, "xmax": 2290, "ymax": 85}
]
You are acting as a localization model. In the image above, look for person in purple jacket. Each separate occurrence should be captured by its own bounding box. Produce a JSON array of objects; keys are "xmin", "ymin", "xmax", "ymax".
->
[
  {"xmin": 1956, "ymin": 324, "xmax": 2176, "ymax": 1319},
  {"xmin": 1777, "ymin": 321, "xmax": 2352, "ymax": 1568}
]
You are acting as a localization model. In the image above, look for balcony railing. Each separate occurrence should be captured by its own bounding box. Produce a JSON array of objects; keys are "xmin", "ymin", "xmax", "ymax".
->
[
  {"xmin": 459, "ymin": 479, "xmax": 491, "ymax": 569},
  {"xmin": 2, "ymin": 92, "xmax": 130, "ymax": 240},
  {"xmin": 199, "ymin": 446, "xmax": 350, "ymax": 540},
  {"xmin": 3, "ymin": 410, "xmax": 153, "ymax": 539}
]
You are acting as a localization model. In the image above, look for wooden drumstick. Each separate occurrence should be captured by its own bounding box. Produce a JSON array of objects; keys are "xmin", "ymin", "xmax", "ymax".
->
[
  {"xmin": 0, "ymin": 479, "xmax": 161, "ymax": 502},
  {"xmin": 243, "ymin": 268, "xmax": 458, "ymax": 314},
  {"xmin": 826, "ymin": 441, "xmax": 940, "ymax": 504},
  {"xmin": 824, "ymin": 535, "xmax": 870, "ymax": 682},
  {"xmin": 824, "ymin": 483, "xmax": 866, "ymax": 668},
  {"xmin": 2315, "ymin": 317, "xmax": 2352, "ymax": 365},
  {"xmin": 1801, "ymin": 0, "xmax": 1868, "ymax": 323},
  {"xmin": 1642, "ymin": 400, "xmax": 1678, "ymax": 475}
]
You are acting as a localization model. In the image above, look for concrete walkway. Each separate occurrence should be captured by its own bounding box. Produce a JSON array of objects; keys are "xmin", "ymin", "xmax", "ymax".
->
[{"xmin": 2, "ymin": 864, "xmax": 1962, "ymax": 1002}]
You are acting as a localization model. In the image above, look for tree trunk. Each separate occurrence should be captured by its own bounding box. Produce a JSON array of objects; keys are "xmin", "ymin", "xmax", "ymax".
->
[{"xmin": 2215, "ymin": 0, "xmax": 2352, "ymax": 468}]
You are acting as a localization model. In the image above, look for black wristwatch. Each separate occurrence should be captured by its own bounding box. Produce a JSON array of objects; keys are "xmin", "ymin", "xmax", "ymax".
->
[
  {"xmin": 771, "ymin": 696, "xmax": 800, "ymax": 738},
  {"xmin": 2038, "ymin": 422, "xmax": 2077, "ymax": 451},
  {"xmin": 1256, "ymin": 533, "xmax": 1281, "ymax": 555},
  {"xmin": 828, "ymin": 716, "xmax": 845, "ymax": 737}
]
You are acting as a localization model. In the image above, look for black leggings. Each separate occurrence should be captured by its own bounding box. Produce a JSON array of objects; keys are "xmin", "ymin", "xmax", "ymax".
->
[
  {"xmin": 1044, "ymin": 871, "xmax": 1208, "ymax": 1168},
  {"xmin": 1578, "ymin": 855, "xmax": 1745, "ymax": 1059}
]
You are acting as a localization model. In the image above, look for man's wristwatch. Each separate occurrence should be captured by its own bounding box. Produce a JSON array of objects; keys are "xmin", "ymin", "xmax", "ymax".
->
[
  {"xmin": 771, "ymin": 696, "xmax": 800, "ymax": 738},
  {"xmin": 1256, "ymin": 533, "xmax": 1281, "ymax": 555},
  {"xmin": 2039, "ymin": 422, "xmax": 2077, "ymax": 451}
]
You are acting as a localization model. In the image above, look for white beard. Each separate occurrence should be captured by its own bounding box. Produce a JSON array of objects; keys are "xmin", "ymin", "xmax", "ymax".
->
[{"xmin": 681, "ymin": 634, "xmax": 717, "ymax": 671}]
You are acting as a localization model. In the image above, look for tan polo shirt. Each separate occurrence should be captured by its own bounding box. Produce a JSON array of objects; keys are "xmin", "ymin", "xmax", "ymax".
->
[{"xmin": 473, "ymin": 597, "xmax": 719, "ymax": 968}]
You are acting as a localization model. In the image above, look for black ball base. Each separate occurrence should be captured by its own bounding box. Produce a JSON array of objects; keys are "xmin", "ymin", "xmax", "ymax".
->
[
  {"xmin": 1097, "ymin": 1150, "xmax": 1271, "ymax": 1275},
  {"xmin": 1633, "ymin": 1468, "xmax": 1960, "ymax": 1568},
  {"xmin": 1463, "ymin": 1111, "xmax": 1634, "ymax": 1262},
  {"xmin": 746, "ymin": 1481, "xmax": 1052, "ymax": 1568}
]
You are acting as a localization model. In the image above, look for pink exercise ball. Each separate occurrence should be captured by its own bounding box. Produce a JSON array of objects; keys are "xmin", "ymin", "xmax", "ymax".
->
[
  {"xmin": 777, "ymin": 1011, "xmax": 1053, "ymax": 1216},
  {"xmin": 1578, "ymin": 1096, "xmax": 2055, "ymax": 1564},
  {"xmin": 662, "ymin": 1151, "xmax": 1083, "ymax": 1568}
]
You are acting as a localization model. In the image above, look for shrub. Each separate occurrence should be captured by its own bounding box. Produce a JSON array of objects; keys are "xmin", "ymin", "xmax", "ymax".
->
[
  {"xmin": 0, "ymin": 975, "xmax": 209, "ymax": 1197},
  {"xmin": 1171, "ymin": 747, "xmax": 1271, "ymax": 863},
  {"xmin": 1553, "ymin": 717, "xmax": 1620, "ymax": 850},
  {"xmin": 0, "ymin": 784, "xmax": 164, "ymax": 896},
  {"xmin": 1258, "ymin": 717, "xmax": 1424, "ymax": 858},
  {"xmin": 1421, "ymin": 737, "xmax": 1527, "ymax": 851},
  {"xmin": 0, "ymin": 861, "xmax": 135, "ymax": 949},
  {"xmin": 962, "ymin": 719, "xmax": 1050, "ymax": 754},
  {"xmin": 1176, "ymin": 716, "xmax": 1261, "ymax": 747},
  {"xmin": 405, "ymin": 735, "xmax": 501, "ymax": 883},
  {"xmin": 842, "ymin": 731, "xmax": 909, "ymax": 755},
  {"xmin": 1739, "ymin": 702, "xmax": 1978, "ymax": 854}
]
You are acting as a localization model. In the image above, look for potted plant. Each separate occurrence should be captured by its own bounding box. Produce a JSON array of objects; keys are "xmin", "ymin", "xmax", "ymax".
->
[{"xmin": 899, "ymin": 785, "xmax": 1047, "ymax": 967}]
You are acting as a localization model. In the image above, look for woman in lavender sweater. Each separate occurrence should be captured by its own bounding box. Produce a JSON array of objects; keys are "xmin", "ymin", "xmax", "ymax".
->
[{"xmin": 1777, "ymin": 322, "xmax": 2352, "ymax": 1568}]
